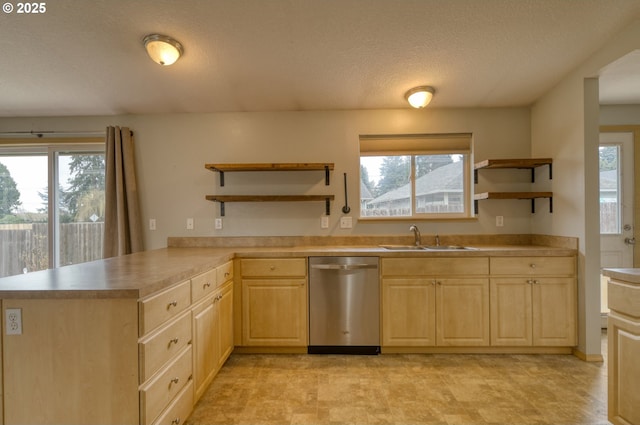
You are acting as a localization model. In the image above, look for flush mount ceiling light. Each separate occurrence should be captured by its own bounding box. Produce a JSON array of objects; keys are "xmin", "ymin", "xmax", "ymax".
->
[
  {"xmin": 405, "ymin": 86, "xmax": 435, "ymax": 108},
  {"xmin": 143, "ymin": 34, "xmax": 183, "ymax": 66}
]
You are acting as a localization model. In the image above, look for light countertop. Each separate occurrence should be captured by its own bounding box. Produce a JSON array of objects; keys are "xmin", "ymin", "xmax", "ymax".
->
[{"xmin": 0, "ymin": 242, "xmax": 577, "ymax": 299}]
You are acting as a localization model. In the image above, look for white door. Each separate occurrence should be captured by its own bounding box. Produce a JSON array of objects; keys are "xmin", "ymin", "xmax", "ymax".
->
[{"xmin": 600, "ymin": 132, "xmax": 634, "ymax": 326}]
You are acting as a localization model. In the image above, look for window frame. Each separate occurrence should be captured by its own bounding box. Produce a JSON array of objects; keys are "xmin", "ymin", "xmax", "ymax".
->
[
  {"xmin": 359, "ymin": 133, "xmax": 474, "ymax": 220},
  {"xmin": 0, "ymin": 138, "xmax": 105, "ymax": 270}
]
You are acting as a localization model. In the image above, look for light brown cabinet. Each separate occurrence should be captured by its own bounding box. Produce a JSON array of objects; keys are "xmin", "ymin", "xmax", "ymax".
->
[
  {"xmin": 191, "ymin": 261, "xmax": 234, "ymax": 401},
  {"xmin": 0, "ymin": 260, "xmax": 234, "ymax": 425},
  {"xmin": 381, "ymin": 257, "xmax": 490, "ymax": 347},
  {"xmin": 240, "ymin": 258, "xmax": 308, "ymax": 347},
  {"xmin": 490, "ymin": 257, "xmax": 577, "ymax": 347},
  {"xmin": 606, "ymin": 273, "xmax": 640, "ymax": 425}
]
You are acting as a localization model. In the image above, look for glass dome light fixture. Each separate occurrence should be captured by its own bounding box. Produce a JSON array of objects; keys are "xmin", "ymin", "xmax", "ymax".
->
[
  {"xmin": 405, "ymin": 86, "xmax": 435, "ymax": 108},
  {"xmin": 143, "ymin": 34, "xmax": 183, "ymax": 66}
]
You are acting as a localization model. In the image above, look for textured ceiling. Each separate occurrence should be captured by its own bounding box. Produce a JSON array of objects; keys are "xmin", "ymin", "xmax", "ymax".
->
[{"xmin": 1, "ymin": 0, "xmax": 639, "ymax": 117}]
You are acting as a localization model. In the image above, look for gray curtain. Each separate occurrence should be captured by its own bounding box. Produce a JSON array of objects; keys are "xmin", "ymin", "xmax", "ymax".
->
[{"xmin": 103, "ymin": 126, "xmax": 144, "ymax": 258}]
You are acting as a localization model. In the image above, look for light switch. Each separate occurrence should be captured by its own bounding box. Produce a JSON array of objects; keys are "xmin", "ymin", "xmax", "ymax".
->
[
  {"xmin": 186, "ymin": 218, "xmax": 194, "ymax": 230},
  {"xmin": 321, "ymin": 216, "xmax": 329, "ymax": 229},
  {"xmin": 340, "ymin": 217, "xmax": 353, "ymax": 229}
]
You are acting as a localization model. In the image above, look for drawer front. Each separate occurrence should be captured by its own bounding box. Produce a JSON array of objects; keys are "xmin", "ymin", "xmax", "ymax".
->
[
  {"xmin": 191, "ymin": 268, "xmax": 217, "ymax": 303},
  {"xmin": 241, "ymin": 258, "xmax": 307, "ymax": 277},
  {"xmin": 609, "ymin": 279, "xmax": 640, "ymax": 318},
  {"xmin": 151, "ymin": 379, "xmax": 194, "ymax": 425},
  {"xmin": 382, "ymin": 257, "xmax": 489, "ymax": 276},
  {"xmin": 140, "ymin": 311, "xmax": 192, "ymax": 382},
  {"xmin": 140, "ymin": 345, "xmax": 193, "ymax": 425},
  {"xmin": 140, "ymin": 280, "xmax": 191, "ymax": 335},
  {"xmin": 490, "ymin": 257, "xmax": 576, "ymax": 276},
  {"xmin": 217, "ymin": 260, "xmax": 234, "ymax": 284}
]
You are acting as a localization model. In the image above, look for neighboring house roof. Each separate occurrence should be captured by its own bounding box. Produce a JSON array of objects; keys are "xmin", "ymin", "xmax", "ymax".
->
[
  {"xmin": 600, "ymin": 169, "xmax": 617, "ymax": 191},
  {"xmin": 360, "ymin": 179, "xmax": 373, "ymax": 200},
  {"xmin": 368, "ymin": 161, "xmax": 463, "ymax": 205}
]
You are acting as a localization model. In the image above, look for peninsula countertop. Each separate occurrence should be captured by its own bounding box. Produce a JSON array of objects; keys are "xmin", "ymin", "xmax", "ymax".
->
[{"xmin": 0, "ymin": 238, "xmax": 577, "ymax": 299}]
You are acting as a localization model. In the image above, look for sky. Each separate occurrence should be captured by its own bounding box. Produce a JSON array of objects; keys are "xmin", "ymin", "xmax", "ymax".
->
[{"xmin": 1, "ymin": 155, "xmax": 73, "ymax": 214}]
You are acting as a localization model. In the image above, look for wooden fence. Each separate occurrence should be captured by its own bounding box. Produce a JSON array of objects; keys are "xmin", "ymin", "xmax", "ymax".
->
[
  {"xmin": 0, "ymin": 223, "xmax": 103, "ymax": 278},
  {"xmin": 600, "ymin": 202, "xmax": 619, "ymax": 234}
]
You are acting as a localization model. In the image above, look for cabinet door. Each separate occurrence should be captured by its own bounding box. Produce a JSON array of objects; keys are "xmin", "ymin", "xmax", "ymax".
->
[
  {"xmin": 532, "ymin": 277, "xmax": 576, "ymax": 346},
  {"xmin": 608, "ymin": 314, "xmax": 640, "ymax": 425},
  {"xmin": 242, "ymin": 279, "xmax": 307, "ymax": 346},
  {"xmin": 382, "ymin": 278, "xmax": 435, "ymax": 346},
  {"xmin": 490, "ymin": 278, "xmax": 533, "ymax": 346},
  {"xmin": 192, "ymin": 295, "xmax": 217, "ymax": 400},
  {"xmin": 216, "ymin": 281, "xmax": 234, "ymax": 369},
  {"xmin": 436, "ymin": 278, "xmax": 490, "ymax": 346}
]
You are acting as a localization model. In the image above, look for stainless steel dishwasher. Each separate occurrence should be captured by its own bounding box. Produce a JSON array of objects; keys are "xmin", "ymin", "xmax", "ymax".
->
[{"xmin": 308, "ymin": 256, "xmax": 380, "ymax": 354}]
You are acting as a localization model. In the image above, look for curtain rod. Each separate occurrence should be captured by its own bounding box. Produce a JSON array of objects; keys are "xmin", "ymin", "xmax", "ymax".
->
[{"xmin": 0, "ymin": 130, "xmax": 106, "ymax": 138}]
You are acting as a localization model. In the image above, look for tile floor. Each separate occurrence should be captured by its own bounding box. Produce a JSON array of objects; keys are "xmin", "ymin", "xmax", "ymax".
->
[{"xmin": 187, "ymin": 333, "xmax": 609, "ymax": 425}]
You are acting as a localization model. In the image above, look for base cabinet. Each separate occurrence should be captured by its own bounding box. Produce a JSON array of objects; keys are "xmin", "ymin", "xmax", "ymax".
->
[
  {"xmin": 0, "ymin": 260, "xmax": 234, "ymax": 425},
  {"xmin": 490, "ymin": 257, "xmax": 577, "ymax": 347},
  {"xmin": 606, "ymin": 274, "xmax": 640, "ymax": 425},
  {"xmin": 381, "ymin": 257, "xmax": 490, "ymax": 347},
  {"xmin": 491, "ymin": 277, "xmax": 576, "ymax": 346},
  {"xmin": 240, "ymin": 258, "xmax": 308, "ymax": 347},
  {"xmin": 192, "ymin": 280, "xmax": 234, "ymax": 399}
]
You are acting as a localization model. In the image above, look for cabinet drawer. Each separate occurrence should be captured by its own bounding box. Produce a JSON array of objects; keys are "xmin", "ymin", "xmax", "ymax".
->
[
  {"xmin": 490, "ymin": 257, "xmax": 575, "ymax": 276},
  {"xmin": 217, "ymin": 260, "xmax": 234, "ymax": 283},
  {"xmin": 191, "ymin": 268, "xmax": 217, "ymax": 303},
  {"xmin": 140, "ymin": 280, "xmax": 191, "ymax": 335},
  {"xmin": 140, "ymin": 345, "xmax": 193, "ymax": 425},
  {"xmin": 609, "ymin": 279, "xmax": 640, "ymax": 318},
  {"xmin": 241, "ymin": 258, "xmax": 306, "ymax": 277},
  {"xmin": 139, "ymin": 311, "xmax": 192, "ymax": 382},
  {"xmin": 382, "ymin": 257, "xmax": 489, "ymax": 276},
  {"xmin": 151, "ymin": 379, "xmax": 194, "ymax": 425}
]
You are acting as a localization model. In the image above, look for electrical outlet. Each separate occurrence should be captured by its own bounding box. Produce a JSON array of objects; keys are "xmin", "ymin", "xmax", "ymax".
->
[
  {"xmin": 215, "ymin": 218, "xmax": 223, "ymax": 230},
  {"xmin": 340, "ymin": 216, "xmax": 353, "ymax": 229},
  {"xmin": 6, "ymin": 308, "xmax": 22, "ymax": 335},
  {"xmin": 186, "ymin": 218, "xmax": 194, "ymax": 230},
  {"xmin": 321, "ymin": 216, "xmax": 329, "ymax": 229},
  {"xmin": 496, "ymin": 216, "xmax": 504, "ymax": 227},
  {"xmin": 149, "ymin": 218, "xmax": 156, "ymax": 230}
]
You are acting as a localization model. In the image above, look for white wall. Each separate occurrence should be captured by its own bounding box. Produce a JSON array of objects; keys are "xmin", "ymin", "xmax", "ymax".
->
[
  {"xmin": 1, "ymin": 107, "xmax": 531, "ymax": 249},
  {"xmin": 531, "ymin": 19, "xmax": 640, "ymax": 357},
  {"xmin": 601, "ymin": 105, "xmax": 640, "ymax": 125}
]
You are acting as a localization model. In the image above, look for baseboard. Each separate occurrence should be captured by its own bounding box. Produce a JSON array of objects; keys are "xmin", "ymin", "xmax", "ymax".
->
[{"xmin": 572, "ymin": 347, "xmax": 604, "ymax": 362}]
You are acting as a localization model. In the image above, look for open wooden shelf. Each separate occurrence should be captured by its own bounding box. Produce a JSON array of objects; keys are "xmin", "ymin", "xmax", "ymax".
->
[
  {"xmin": 206, "ymin": 195, "xmax": 335, "ymax": 216},
  {"xmin": 205, "ymin": 163, "xmax": 335, "ymax": 186},
  {"xmin": 473, "ymin": 192, "xmax": 553, "ymax": 214},
  {"xmin": 474, "ymin": 158, "xmax": 552, "ymax": 183}
]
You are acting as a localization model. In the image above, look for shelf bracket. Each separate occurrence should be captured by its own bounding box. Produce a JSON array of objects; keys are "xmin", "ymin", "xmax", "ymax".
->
[
  {"xmin": 219, "ymin": 171, "xmax": 225, "ymax": 187},
  {"xmin": 529, "ymin": 197, "xmax": 553, "ymax": 214},
  {"xmin": 474, "ymin": 200, "xmax": 478, "ymax": 215},
  {"xmin": 531, "ymin": 169, "xmax": 535, "ymax": 183},
  {"xmin": 325, "ymin": 198, "xmax": 331, "ymax": 215},
  {"xmin": 549, "ymin": 163, "xmax": 553, "ymax": 180},
  {"xmin": 220, "ymin": 201, "xmax": 225, "ymax": 217},
  {"xmin": 325, "ymin": 165, "xmax": 330, "ymax": 185},
  {"xmin": 474, "ymin": 169, "xmax": 478, "ymax": 184}
]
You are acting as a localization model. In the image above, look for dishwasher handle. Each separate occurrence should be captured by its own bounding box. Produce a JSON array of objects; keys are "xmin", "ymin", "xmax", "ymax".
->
[{"xmin": 310, "ymin": 263, "xmax": 378, "ymax": 270}]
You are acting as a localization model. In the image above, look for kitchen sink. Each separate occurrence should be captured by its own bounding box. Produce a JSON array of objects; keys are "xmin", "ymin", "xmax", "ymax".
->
[
  {"xmin": 422, "ymin": 245, "xmax": 477, "ymax": 251},
  {"xmin": 379, "ymin": 245, "xmax": 426, "ymax": 250},
  {"xmin": 380, "ymin": 245, "xmax": 476, "ymax": 251}
]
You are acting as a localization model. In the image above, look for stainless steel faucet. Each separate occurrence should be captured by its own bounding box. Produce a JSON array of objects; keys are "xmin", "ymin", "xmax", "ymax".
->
[
  {"xmin": 435, "ymin": 234, "xmax": 440, "ymax": 247},
  {"xmin": 409, "ymin": 224, "xmax": 421, "ymax": 246}
]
